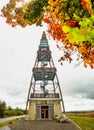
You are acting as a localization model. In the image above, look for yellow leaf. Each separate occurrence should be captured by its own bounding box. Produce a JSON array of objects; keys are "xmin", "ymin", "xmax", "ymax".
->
[{"xmin": 62, "ymin": 25, "xmax": 71, "ymax": 33}]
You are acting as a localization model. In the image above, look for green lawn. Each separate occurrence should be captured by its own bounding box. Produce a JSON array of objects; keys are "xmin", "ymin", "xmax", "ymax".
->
[{"xmin": 69, "ymin": 116, "xmax": 94, "ymax": 130}]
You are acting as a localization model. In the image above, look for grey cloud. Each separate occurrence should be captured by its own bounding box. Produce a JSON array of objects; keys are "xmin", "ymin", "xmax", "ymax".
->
[
  {"xmin": 63, "ymin": 79, "xmax": 94, "ymax": 100},
  {"xmin": 73, "ymin": 83, "xmax": 94, "ymax": 99}
]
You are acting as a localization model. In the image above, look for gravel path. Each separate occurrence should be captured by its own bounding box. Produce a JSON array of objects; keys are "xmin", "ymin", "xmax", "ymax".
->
[{"xmin": 8, "ymin": 119, "xmax": 81, "ymax": 130}]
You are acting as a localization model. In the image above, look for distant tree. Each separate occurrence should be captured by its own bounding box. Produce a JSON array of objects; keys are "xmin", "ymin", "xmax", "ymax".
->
[
  {"xmin": 0, "ymin": 100, "xmax": 6, "ymax": 118},
  {"xmin": 7, "ymin": 106, "xmax": 12, "ymax": 111},
  {"xmin": 5, "ymin": 109, "xmax": 17, "ymax": 117},
  {"xmin": 5, "ymin": 106, "xmax": 17, "ymax": 117},
  {"xmin": 23, "ymin": 109, "xmax": 28, "ymax": 114},
  {"xmin": 15, "ymin": 107, "xmax": 24, "ymax": 115},
  {"xmin": 0, "ymin": 99, "xmax": 26, "ymax": 117}
]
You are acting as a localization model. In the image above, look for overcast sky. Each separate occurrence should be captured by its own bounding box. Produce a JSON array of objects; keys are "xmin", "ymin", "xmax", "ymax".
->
[{"xmin": 0, "ymin": 1, "xmax": 94, "ymax": 112}]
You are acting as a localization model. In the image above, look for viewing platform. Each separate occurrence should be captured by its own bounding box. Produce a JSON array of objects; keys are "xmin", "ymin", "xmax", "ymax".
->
[
  {"xmin": 30, "ymin": 93, "xmax": 59, "ymax": 98},
  {"xmin": 33, "ymin": 67, "xmax": 56, "ymax": 80}
]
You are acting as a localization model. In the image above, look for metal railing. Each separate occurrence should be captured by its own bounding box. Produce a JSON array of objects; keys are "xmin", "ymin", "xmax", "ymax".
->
[
  {"xmin": 31, "ymin": 93, "xmax": 59, "ymax": 98},
  {"xmin": 33, "ymin": 67, "xmax": 56, "ymax": 72}
]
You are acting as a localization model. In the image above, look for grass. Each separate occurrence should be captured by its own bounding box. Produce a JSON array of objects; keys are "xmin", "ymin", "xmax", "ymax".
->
[
  {"xmin": 0, "ymin": 118, "xmax": 20, "ymax": 128},
  {"xmin": 68, "ymin": 116, "xmax": 94, "ymax": 130}
]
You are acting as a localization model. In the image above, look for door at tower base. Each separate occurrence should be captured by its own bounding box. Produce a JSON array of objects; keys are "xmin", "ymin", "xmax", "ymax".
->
[
  {"xmin": 28, "ymin": 100, "xmax": 62, "ymax": 120},
  {"xmin": 36, "ymin": 105, "xmax": 53, "ymax": 120}
]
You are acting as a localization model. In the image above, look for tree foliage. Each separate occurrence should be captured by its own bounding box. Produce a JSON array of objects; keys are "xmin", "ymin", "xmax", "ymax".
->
[
  {"xmin": 0, "ymin": 100, "xmax": 6, "ymax": 118},
  {"xmin": 0, "ymin": 99, "xmax": 26, "ymax": 118},
  {"xmin": 1, "ymin": 0, "xmax": 94, "ymax": 68}
]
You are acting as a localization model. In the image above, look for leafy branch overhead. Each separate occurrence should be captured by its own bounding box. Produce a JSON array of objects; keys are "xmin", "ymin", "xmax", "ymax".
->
[{"xmin": 1, "ymin": 0, "xmax": 94, "ymax": 68}]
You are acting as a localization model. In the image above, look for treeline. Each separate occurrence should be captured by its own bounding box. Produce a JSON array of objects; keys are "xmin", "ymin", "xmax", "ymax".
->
[
  {"xmin": 66, "ymin": 111, "xmax": 94, "ymax": 118},
  {"xmin": 0, "ymin": 99, "xmax": 27, "ymax": 118}
]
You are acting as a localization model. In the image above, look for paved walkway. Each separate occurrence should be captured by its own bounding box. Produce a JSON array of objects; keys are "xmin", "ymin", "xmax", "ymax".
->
[
  {"xmin": 0, "ymin": 115, "xmax": 25, "ymax": 123},
  {"xmin": 0, "ymin": 126, "xmax": 10, "ymax": 130},
  {"xmin": 9, "ymin": 119, "xmax": 81, "ymax": 130}
]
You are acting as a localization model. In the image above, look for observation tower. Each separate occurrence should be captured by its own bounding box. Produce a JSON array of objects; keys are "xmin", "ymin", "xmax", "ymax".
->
[{"xmin": 26, "ymin": 31, "xmax": 65, "ymax": 120}]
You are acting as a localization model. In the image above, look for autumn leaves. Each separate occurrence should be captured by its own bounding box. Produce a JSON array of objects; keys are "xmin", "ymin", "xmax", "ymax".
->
[
  {"xmin": 1, "ymin": 0, "xmax": 94, "ymax": 68},
  {"xmin": 43, "ymin": 0, "xmax": 94, "ymax": 68}
]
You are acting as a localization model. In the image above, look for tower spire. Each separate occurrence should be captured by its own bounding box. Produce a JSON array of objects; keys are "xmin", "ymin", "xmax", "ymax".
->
[{"xmin": 41, "ymin": 31, "xmax": 47, "ymax": 40}]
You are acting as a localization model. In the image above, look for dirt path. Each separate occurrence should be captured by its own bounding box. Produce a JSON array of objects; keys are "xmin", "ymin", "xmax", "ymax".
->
[{"xmin": 9, "ymin": 119, "xmax": 81, "ymax": 130}]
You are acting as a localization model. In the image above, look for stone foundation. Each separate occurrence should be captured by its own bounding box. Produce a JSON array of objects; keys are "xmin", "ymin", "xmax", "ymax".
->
[{"xmin": 28, "ymin": 100, "xmax": 62, "ymax": 120}]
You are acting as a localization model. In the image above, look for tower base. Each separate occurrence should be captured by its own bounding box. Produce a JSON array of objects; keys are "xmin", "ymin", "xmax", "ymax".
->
[{"xmin": 28, "ymin": 99, "xmax": 62, "ymax": 120}]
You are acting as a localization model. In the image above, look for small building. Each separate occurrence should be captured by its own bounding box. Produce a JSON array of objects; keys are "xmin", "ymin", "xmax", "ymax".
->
[{"xmin": 26, "ymin": 31, "xmax": 65, "ymax": 120}]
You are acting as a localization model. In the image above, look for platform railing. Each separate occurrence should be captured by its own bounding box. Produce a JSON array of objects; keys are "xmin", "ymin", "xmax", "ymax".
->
[{"xmin": 31, "ymin": 93, "xmax": 59, "ymax": 98}]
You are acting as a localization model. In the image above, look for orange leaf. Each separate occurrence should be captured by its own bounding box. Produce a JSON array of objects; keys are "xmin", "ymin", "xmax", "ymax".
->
[
  {"xmin": 84, "ymin": 63, "xmax": 87, "ymax": 68},
  {"xmin": 90, "ymin": 64, "xmax": 93, "ymax": 69},
  {"xmin": 87, "ymin": 0, "xmax": 92, "ymax": 15},
  {"xmin": 43, "ymin": 18, "xmax": 49, "ymax": 23},
  {"xmin": 81, "ymin": 0, "xmax": 92, "ymax": 15},
  {"xmin": 81, "ymin": 0, "xmax": 87, "ymax": 8},
  {"xmin": 69, "ymin": 43, "xmax": 74, "ymax": 50}
]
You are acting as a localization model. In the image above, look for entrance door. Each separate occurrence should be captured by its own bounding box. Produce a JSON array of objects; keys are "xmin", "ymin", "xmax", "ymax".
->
[
  {"xmin": 36, "ymin": 105, "xmax": 54, "ymax": 120},
  {"xmin": 41, "ymin": 106, "xmax": 48, "ymax": 119}
]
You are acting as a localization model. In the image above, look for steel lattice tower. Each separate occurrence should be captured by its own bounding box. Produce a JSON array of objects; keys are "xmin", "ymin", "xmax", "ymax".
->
[{"xmin": 26, "ymin": 31, "xmax": 65, "ymax": 120}]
